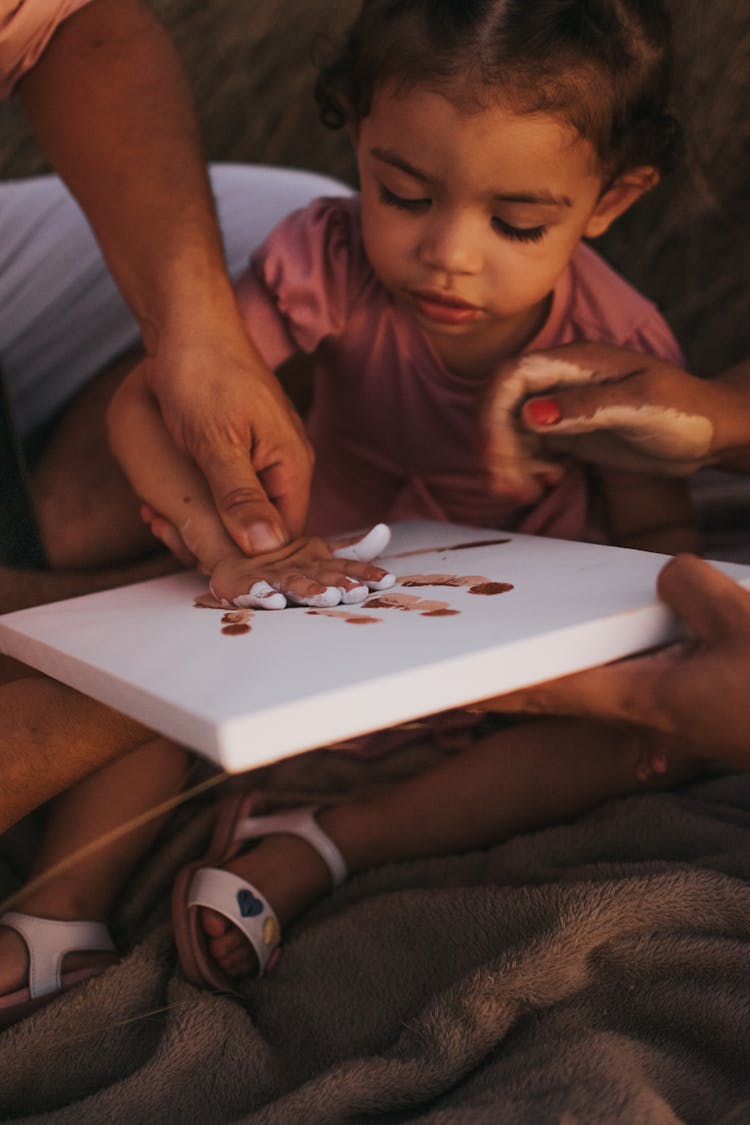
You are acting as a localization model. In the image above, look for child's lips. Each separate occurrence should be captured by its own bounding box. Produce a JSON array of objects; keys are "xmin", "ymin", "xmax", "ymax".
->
[{"xmin": 409, "ymin": 289, "xmax": 482, "ymax": 325}]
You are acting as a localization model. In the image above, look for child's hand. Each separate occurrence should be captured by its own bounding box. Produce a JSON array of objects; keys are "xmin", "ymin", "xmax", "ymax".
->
[{"xmin": 209, "ymin": 524, "xmax": 396, "ymax": 609}]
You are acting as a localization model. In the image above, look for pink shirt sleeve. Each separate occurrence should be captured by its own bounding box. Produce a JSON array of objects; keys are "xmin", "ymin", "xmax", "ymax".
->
[
  {"xmin": 621, "ymin": 306, "xmax": 685, "ymax": 367},
  {"xmin": 533, "ymin": 244, "xmax": 685, "ymax": 368},
  {"xmin": 234, "ymin": 197, "xmax": 369, "ymax": 371},
  {"xmin": 0, "ymin": 0, "xmax": 96, "ymax": 97}
]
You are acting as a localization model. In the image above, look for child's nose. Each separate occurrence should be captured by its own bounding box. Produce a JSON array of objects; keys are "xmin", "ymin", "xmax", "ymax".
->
[{"xmin": 418, "ymin": 214, "xmax": 482, "ymax": 275}]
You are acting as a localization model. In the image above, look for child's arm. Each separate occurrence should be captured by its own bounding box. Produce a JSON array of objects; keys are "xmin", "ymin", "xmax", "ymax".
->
[
  {"xmin": 598, "ymin": 470, "xmax": 700, "ymax": 555},
  {"xmin": 107, "ymin": 363, "xmax": 395, "ymax": 606},
  {"xmin": 107, "ymin": 360, "xmax": 239, "ymax": 573}
]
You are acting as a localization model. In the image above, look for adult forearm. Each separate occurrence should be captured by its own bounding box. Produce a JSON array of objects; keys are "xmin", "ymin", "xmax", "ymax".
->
[
  {"xmin": 18, "ymin": 0, "xmax": 239, "ymax": 351},
  {"xmin": 17, "ymin": 0, "xmax": 315, "ymax": 555}
]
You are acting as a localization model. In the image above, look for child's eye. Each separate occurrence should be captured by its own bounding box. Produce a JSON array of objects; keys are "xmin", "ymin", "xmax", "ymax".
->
[
  {"xmin": 492, "ymin": 217, "xmax": 547, "ymax": 243},
  {"xmin": 378, "ymin": 184, "xmax": 431, "ymax": 212}
]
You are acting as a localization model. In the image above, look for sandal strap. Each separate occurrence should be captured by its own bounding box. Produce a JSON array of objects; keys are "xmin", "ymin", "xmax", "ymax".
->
[
  {"xmin": 187, "ymin": 868, "xmax": 281, "ymax": 976},
  {"xmin": 235, "ymin": 808, "xmax": 348, "ymax": 889},
  {"xmin": 0, "ymin": 911, "xmax": 115, "ymax": 999}
]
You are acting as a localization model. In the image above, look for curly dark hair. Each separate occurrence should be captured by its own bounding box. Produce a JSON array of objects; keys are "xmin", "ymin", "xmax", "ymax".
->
[{"xmin": 315, "ymin": 0, "xmax": 683, "ymax": 176}]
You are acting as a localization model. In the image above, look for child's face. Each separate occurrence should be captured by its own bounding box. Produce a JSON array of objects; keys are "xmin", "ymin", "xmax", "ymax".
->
[{"xmin": 355, "ymin": 84, "xmax": 650, "ymax": 372}]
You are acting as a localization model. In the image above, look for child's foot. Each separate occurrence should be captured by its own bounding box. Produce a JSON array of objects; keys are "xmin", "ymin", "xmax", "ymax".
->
[
  {"xmin": 199, "ymin": 810, "xmax": 340, "ymax": 979},
  {"xmin": 0, "ymin": 923, "xmax": 114, "ymax": 996},
  {"xmin": 0, "ymin": 910, "xmax": 118, "ymax": 1028}
]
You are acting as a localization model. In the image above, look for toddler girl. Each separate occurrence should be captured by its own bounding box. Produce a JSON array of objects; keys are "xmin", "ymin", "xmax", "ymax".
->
[{"xmin": 1, "ymin": 0, "xmax": 700, "ymax": 1013}]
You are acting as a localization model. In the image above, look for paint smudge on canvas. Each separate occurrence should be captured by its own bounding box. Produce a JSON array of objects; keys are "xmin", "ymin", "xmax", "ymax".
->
[
  {"xmin": 398, "ymin": 574, "xmax": 485, "ymax": 588},
  {"xmin": 221, "ymin": 609, "xmax": 254, "ymax": 635},
  {"xmin": 397, "ymin": 574, "xmax": 514, "ymax": 596},
  {"xmin": 386, "ymin": 537, "xmax": 511, "ymax": 560},
  {"xmin": 194, "ymin": 592, "xmax": 224, "ymax": 609},
  {"xmin": 306, "ymin": 609, "xmax": 382, "ymax": 624},
  {"xmin": 365, "ymin": 592, "xmax": 456, "ymax": 615},
  {"xmin": 468, "ymin": 581, "xmax": 514, "ymax": 595}
]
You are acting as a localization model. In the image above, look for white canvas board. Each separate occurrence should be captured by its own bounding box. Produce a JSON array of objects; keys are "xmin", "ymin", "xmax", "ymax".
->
[{"xmin": 2, "ymin": 520, "xmax": 750, "ymax": 772}]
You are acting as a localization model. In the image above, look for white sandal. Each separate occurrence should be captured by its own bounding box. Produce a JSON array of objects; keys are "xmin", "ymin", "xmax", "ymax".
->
[
  {"xmin": 0, "ymin": 911, "xmax": 117, "ymax": 1028},
  {"xmin": 172, "ymin": 792, "xmax": 347, "ymax": 991}
]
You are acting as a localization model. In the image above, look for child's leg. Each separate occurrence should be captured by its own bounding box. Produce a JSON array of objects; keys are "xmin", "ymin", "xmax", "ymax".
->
[
  {"xmin": 0, "ymin": 719, "xmax": 187, "ymax": 995},
  {"xmin": 201, "ymin": 718, "xmax": 697, "ymax": 978}
]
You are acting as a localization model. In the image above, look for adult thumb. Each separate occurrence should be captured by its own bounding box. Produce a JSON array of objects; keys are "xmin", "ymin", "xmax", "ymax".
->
[
  {"xmin": 656, "ymin": 554, "xmax": 750, "ymax": 645},
  {"xmin": 202, "ymin": 443, "xmax": 288, "ymax": 555}
]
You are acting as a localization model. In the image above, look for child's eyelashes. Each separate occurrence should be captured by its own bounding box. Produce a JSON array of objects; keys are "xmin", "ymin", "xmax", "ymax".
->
[
  {"xmin": 491, "ymin": 216, "xmax": 547, "ymax": 243},
  {"xmin": 378, "ymin": 184, "xmax": 547, "ymax": 244},
  {"xmin": 378, "ymin": 184, "xmax": 431, "ymax": 212}
]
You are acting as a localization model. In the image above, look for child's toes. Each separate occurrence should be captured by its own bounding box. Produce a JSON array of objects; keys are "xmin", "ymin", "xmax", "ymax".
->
[
  {"xmin": 220, "ymin": 945, "xmax": 257, "ymax": 979},
  {"xmin": 199, "ymin": 906, "xmax": 231, "ymax": 940},
  {"xmin": 206, "ymin": 926, "xmax": 241, "ymax": 961},
  {"xmin": 208, "ymin": 930, "xmax": 258, "ymax": 978}
]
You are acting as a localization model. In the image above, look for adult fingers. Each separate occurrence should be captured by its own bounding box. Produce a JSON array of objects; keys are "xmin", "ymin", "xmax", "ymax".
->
[
  {"xmin": 537, "ymin": 431, "xmax": 701, "ymax": 477},
  {"xmin": 520, "ymin": 380, "xmax": 714, "ymax": 464},
  {"xmin": 656, "ymin": 554, "xmax": 750, "ymax": 646},
  {"xmin": 481, "ymin": 353, "xmax": 596, "ymax": 496},
  {"xmin": 257, "ymin": 449, "xmax": 313, "ymax": 542},
  {"xmin": 197, "ymin": 439, "xmax": 290, "ymax": 556},
  {"xmin": 470, "ymin": 647, "xmax": 675, "ymax": 730}
]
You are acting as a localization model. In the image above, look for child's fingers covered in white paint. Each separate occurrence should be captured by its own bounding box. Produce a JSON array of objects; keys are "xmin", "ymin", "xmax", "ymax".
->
[
  {"xmin": 330, "ymin": 523, "xmax": 392, "ymax": 562},
  {"xmin": 208, "ymin": 535, "xmax": 396, "ymax": 609}
]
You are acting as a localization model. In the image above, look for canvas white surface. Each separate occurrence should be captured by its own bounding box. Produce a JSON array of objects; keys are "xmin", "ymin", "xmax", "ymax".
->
[{"xmin": 2, "ymin": 520, "xmax": 750, "ymax": 771}]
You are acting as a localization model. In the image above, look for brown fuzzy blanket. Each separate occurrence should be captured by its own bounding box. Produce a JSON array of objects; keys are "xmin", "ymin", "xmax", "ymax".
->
[
  {"xmin": 2, "ymin": 748, "xmax": 750, "ymax": 1123},
  {"xmin": 1, "ymin": 1, "xmax": 750, "ymax": 1120}
]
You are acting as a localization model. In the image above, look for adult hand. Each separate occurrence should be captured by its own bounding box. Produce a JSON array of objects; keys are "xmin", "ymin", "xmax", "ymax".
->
[
  {"xmin": 140, "ymin": 315, "xmax": 314, "ymax": 556},
  {"xmin": 481, "ymin": 343, "xmax": 744, "ymax": 499},
  {"xmin": 208, "ymin": 523, "xmax": 396, "ymax": 608},
  {"xmin": 473, "ymin": 555, "xmax": 750, "ymax": 770},
  {"xmin": 19, "ymin": 0, "xmax": 315, "ymax": 558}
]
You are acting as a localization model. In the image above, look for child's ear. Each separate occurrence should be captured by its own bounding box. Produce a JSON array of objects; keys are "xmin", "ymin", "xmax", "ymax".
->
[{"xmin": 584, "ymin": 167, "xmax": 660, "ymax": 238}]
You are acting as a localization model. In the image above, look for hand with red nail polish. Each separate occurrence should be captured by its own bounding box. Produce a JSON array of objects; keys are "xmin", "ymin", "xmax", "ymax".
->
[
  {"xmin": 523, "ymin": 397, "xmax": 562, "ymax": 428},
  {"xmin": 481, "ymin": 342, "xmax": 750, "ymax": 493}
]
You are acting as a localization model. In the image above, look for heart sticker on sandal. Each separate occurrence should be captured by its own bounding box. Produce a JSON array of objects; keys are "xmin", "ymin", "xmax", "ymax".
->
[{"xmin": 237, "ymin": 889, "xmax": 264, "ymax": 917}]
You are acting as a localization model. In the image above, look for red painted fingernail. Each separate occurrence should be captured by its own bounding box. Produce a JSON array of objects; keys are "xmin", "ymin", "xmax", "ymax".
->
[{"xmin": 525, "ymin": 397, "xmax": 561, "ymax": 427}]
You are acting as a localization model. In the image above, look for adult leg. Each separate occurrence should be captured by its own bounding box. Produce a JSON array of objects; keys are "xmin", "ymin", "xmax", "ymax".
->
[
  {"xmin": 0, "ymin": 672, "xmax": 155, "ymax": 834},
  {"xmin": 0, "ymin": 167, "xmax": 352, "ymax": 609}
]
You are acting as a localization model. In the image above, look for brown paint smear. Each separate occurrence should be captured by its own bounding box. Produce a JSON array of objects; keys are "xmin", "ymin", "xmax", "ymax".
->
[
  {"xmin": 398, "ymin": 573, "xmax": 487, "ymax": 588},
  {"xmin": 387, "ymin": 537, "xmax": 511, "ymax": 560},
  {"xmin": 397, "ymin": 574, "xmax": 513, "ymax": 597},
  {"xmin": 220, "ymin": 609, "xmax": 254, "ymax": 635},
  {"xmin": 194, "ymin": 593, "xmax": 224, "ymax": 609},
  {"xmin": 468, "ymin": 581, "xmax": 514, "ymax": 595},
  {"xmin": 365, "ymin": 592, "xmax": 456, "ymax": 615},
  {"xmin": 306, "ymin": 609, "xmax": 382, "ymax": 624}
]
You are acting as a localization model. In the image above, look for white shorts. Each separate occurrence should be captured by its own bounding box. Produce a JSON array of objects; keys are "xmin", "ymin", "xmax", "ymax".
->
[{"xmin": 0, "ymin": 163, "xmax": 351, "ymax": 440}]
